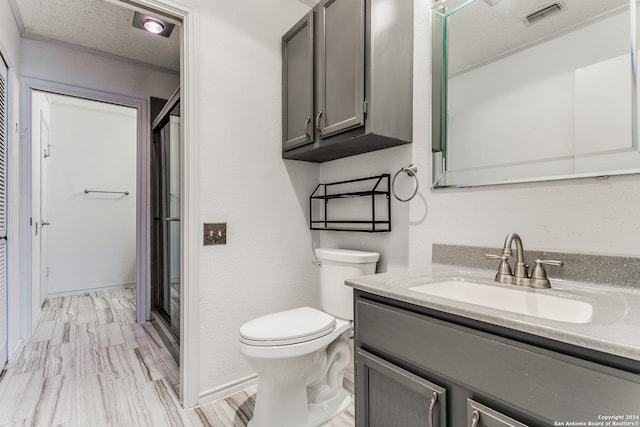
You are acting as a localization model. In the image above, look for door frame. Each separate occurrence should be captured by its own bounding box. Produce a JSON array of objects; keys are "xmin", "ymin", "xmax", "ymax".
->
[
  {"xmin": 0, "ymin": 52, "xmax": 8, "ymax": 369},
  {"xmin": 17, "ymin": 0, "xmax": 200, "ymax": 408},
  {"xmin": 112, "ymin": 0, "xmax": 201, "ymax": 407},
  {"xmin": 38, "ymin": 112, "xmax": 49, "ymax": 307},
  {"xmin": 20, "ymin": 78, "xmax": 150, "ymax": 332}
]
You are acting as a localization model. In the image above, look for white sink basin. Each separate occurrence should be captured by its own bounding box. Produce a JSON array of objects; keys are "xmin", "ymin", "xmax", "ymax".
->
[{"xmin": 409, "ymin": 280, "xmax": 593, "ymax": 324}]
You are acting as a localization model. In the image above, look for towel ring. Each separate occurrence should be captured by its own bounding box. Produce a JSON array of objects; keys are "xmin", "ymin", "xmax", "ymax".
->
[{"xmin": 392, "ymin": 164, "xmax": 419, "ymax": 202}]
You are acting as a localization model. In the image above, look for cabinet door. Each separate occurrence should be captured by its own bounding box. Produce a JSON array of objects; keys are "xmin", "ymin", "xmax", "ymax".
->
[
  {"xmin": 317, "ymin": 0, "xmax": 365, "ymax": 138},
  {"xmin": 282, "ymin": 12, "xmax": 314, "ymax": 150},
  {"xmin": 467, "ymin": 400, "xmax": 529, "ymax": 427},
  {"xmin": 356, "ymin": 349, "xmax": 446, "ymax": 427}
]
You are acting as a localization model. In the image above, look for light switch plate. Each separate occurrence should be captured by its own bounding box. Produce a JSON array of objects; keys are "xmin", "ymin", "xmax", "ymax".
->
[{"xmin": 204, "ymin": 223, "xmax": 226, "ymax": 245}]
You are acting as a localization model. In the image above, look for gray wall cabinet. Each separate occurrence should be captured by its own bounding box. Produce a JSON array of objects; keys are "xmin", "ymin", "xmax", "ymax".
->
[
  {"xmin": 354, "ymin": 291, "xmax": 640, "ymax": 426},
  {"xmin": 282, "ymin": 12, "xmax": 314, "ymax": 151},
  {"xmin": 282, "ymin": 0, "xmax": 413, "ymax": 163}
]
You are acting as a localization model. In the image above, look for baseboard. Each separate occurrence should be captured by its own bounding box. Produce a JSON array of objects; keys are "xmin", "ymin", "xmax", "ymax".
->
[
  {"xmin": 10, "ymin": 339, "xmax": 24, "ymax": 362},
  {"xmin": 196, "ymin": 370, "xmax": 353, "ymax": 408},
  {"xmin": 198, "ymin": 374, "xmax": 259, "ymax": 406},
  {"xmin": 47, "ymin": 283, "xmax": 135, "ymax": 297}
]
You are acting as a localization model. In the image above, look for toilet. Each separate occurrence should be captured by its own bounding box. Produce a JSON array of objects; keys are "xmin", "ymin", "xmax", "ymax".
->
[{"xmin": 239, "ymin": 248, "xmax": 379, "ymax": 427}]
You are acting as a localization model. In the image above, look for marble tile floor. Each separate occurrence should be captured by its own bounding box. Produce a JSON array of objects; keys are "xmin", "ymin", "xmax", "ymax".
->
[{"xmin": 0, "ymin": 286, "xmax": 355, "ymax": 427}]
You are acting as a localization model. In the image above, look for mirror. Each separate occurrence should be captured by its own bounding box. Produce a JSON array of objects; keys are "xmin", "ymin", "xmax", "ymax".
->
[{"xmin": 431, "ymin": 0, "xmax": 640, "ymax": 188}]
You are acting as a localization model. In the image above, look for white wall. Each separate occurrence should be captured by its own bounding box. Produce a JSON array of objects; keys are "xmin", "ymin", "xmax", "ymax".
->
[
  {"xmin": 0, "ymin": 0, "xmax": 24, "ymax": 361},
  {"xmin": 46, "ymin": 96, "xmax": 137, "ymax": 294},
  {"xmin": 319, "ymin": 0, "xmax": 640, "ymax": 271},
  {"xmin": 194, "ymin": 0, "xmax": 319, "ymax": 397}
]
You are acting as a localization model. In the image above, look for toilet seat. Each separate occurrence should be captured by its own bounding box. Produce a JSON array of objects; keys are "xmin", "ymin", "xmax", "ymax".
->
[{"xmin": 240, "ymin": 307, "xmax": 336, "ymax": 346}]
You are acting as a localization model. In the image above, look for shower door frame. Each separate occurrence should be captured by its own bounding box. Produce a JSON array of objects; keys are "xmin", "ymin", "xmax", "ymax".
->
[{"xmin": 151, "ymin": 90, "xmax": 181, "ymax": 339}]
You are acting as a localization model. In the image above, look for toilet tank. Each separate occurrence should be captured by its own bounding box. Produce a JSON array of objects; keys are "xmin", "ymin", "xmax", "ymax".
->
[{"xmin": 315, "ymin": 248, "xmax": 380, "ymax": 321}]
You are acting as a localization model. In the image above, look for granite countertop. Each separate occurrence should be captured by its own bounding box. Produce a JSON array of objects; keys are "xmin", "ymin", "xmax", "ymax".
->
[{"xmin": 346, "ymin": 264, "xmax": 640, "ymax": 363}]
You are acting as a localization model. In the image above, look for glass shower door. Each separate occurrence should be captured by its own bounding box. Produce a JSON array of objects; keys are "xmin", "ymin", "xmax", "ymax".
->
[
  {"xmin": 166, "ymin": 106, "xmax": 181, "ymax": 337},
  {"xmin": 151, "ymin": 96, "xmax": 181, "ymax": 340}
]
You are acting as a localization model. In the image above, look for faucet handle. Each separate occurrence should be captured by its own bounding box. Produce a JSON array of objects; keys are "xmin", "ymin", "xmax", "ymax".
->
[
  {"xmin": 485, "ymin": 253, "xmax": 513, "ymax": 277},
  {"xmin": 485, "ymin": 253, "xmax": 508, "ymax": 261},
  {"xmin": 530, "ymin": 259, "xmax": 563, "ymax": 288},
  {"xmin": 531, "ymin": 259, "xmax": 563, "ymax": 279},
  {"xmin": 535, "ymin": 259, "xmax": 564, "ymax": 267}
]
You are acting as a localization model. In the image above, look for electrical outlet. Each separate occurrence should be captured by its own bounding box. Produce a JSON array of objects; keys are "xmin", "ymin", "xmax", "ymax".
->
[{"xmin": 204, "ymin": 222, "xmax": 226, "ymax": 245}]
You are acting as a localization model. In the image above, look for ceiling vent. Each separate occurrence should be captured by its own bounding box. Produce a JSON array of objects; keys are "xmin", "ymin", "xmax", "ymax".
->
[{"xmin": 522, "ymin": 2, "xmax": 567, "ymax": 26}]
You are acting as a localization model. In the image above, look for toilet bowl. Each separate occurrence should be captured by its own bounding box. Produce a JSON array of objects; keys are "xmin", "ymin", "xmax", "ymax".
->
[{"xmin": 239, "ymin": 248, "xmax": 379, "ymax": 427}]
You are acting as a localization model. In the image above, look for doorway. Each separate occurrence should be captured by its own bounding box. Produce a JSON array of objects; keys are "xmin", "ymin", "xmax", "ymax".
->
[
  {"xmin": 30, "ymin": 91, "xmax": 138, "ymax": 314},
  {"xmin": 22, "ymin": 79, "xmax": 149, "ymax": 334},
  {"xmin": 150, "ymin": 90, "xmax": 181, "ymax": 363},
  {"xmin": 16, "ymin": 0, "xmax": 199, "ymax": 407}
]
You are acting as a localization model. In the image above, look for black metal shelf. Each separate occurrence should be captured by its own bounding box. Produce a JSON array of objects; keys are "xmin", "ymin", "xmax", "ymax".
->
[
  {"xmin": 311, "ymin": 190, "xmax": 389, "ymax": 200},
  {"xmin": 309, "ymin": 174, "xmax": 391, "ymax": 232}
]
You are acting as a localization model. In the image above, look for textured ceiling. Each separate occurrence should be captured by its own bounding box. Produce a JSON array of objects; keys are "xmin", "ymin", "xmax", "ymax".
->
[
  {"xmin": 442, "ymin": 0, "xmax": 629, "ymax": 74},
  {"xmin": 13, "ymin": 0, "xmax": 180, "ymax": 73}
]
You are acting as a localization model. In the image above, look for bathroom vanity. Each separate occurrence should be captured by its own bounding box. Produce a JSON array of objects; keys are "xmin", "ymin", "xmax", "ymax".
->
[{"xmin": 348, "ymin": 269, "xmax": 640, "ymax": 427}]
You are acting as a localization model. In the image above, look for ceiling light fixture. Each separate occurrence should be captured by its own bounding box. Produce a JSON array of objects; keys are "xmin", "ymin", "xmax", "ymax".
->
[
  {"xmin": 143, "ymin": 18, "xmax": 165, "ymax": 34},
  {"xmin": 132, "ymin": 12, "xmax": 174, "ymax": 38}
]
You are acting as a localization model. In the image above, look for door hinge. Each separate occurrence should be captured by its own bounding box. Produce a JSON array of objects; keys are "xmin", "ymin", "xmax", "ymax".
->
[{"xmin": 363, "ymin": 100, "xmax": 368, "ymax": 118}]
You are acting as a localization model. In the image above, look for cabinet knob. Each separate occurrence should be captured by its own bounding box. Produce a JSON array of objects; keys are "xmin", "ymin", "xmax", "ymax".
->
[
  {"xmin": 315, "ymin": 111, "xmax": 323, "ymax": 136},
  {"xmin": 470, "ymin": 410, "xmax": 480, "ymax": 427},
  {"xmin": 304, "ymin": 116, "xmax": 312, "ymax": 140},
  {"xmin": 428, "ymin": 391, "xmax": 438, "ymax": 427}
]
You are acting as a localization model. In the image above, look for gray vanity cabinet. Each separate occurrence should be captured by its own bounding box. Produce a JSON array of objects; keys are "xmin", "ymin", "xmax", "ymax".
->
[
  {"xmin": 356, "ymin": 349, "xmax": 446, "ymax": 427},
  {"xmin": 282, "ymin": 0, "xmax": 413, "ymax": 162},
  {"xmin": 354, "ymin": 292, "xmax": 640, "ymax": 426},
  {"xmin": 467, "ymin": 400, "xmax": 529, "ymax": 427}
]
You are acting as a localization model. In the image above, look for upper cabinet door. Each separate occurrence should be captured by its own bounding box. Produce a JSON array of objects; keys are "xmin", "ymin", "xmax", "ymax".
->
[
  {"xmin": 317, "ymin": 0, "xmax": 365, "ymax": 138},
  {"xmin": 282, "ymin": 12, "xmax": 314, "ymax": 151}
]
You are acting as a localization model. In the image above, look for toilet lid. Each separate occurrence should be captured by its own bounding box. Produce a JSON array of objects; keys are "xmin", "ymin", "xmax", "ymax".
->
[{"xmin": 240, "ymin": 307, "xmax": 336, "ymax": 346}]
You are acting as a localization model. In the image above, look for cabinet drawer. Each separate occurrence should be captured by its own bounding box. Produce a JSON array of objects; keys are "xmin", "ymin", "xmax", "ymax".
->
[
  {"xmin": 355, "ymin": 298, "xmax": 640, "ymax": 422},
  {"xmin": 356, "ymin": 349, "xmax": 446, "ymax": 427},
  {"xmin": 467, "ymin": 400, "xmax": 529, "ymax": 427}
]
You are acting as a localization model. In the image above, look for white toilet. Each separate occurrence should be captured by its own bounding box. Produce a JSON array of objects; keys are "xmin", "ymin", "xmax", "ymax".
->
[{"xmin": 239, "ymin": 248, "xmax": 379, "ymax": 427}]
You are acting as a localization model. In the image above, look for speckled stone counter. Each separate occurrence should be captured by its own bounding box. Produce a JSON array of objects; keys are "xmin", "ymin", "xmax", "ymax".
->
[
  {"xmin": 346, "ymin": 264, "xmax": 640, "ymax": 363},
  {"xmin": 432, "ymin": 244, "xmax": 640, "ymax": 289}
]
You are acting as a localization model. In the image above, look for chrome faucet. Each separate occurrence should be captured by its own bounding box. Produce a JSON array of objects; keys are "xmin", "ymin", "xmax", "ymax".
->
[{"xmin": 485, "ymin": 233, "xmax": 563, "ymax": 289}]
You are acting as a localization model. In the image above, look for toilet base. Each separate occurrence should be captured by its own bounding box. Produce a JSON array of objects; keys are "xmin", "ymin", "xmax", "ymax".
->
[
  {"xmin": 247, "ymin": 388, "xmax": 351, "ymax": 427},
  {"xmin": 307, "ymin": 388, "xmax": 351, "ymax": 427}
]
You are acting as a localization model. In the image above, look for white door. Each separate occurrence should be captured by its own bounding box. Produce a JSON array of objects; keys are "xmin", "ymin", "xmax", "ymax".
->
[
  {"xmin": 0, "ymin": 56, "xmax": 8, "ymax": 368},
  {"xmin": 39, "ymin": 116, "xmax": 50, "ymax": 306},
  {"xmin": 30, "ymin": 90, "xmax": 45, "ymax": 325}
]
